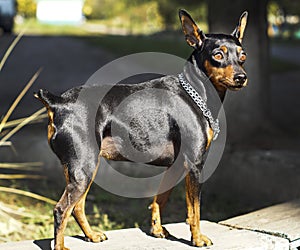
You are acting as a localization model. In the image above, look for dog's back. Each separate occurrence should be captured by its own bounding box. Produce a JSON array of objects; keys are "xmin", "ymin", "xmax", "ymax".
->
[{"xmin": 36, "ymin": 75, "xmax": 209, "ymax": 167}]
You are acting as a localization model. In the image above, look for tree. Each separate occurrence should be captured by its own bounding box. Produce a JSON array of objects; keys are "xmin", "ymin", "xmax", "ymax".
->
[
  {"xmin": 269, "ymin": 0, "xmax": 300, "ymax": 38},
  {"xmin": 156, "ymin": 0, "xmax": 207, "ymax": 30},
  {"xmin": 207, "ymin": 0, "xmax": 270, "ymax": 143},
  {"xmin": 17, "ymin": 0, "xmax": 37, "ymax": 18}
]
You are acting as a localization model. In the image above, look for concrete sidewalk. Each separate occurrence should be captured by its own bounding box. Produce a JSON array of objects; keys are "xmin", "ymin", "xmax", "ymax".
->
[
  {"xmin": 0, "ymin": 221, "xmax": 289, "ymax": 250},
  {"xmin": 3, "ymin": 200, "xmax": 300, "ymax": 250}
]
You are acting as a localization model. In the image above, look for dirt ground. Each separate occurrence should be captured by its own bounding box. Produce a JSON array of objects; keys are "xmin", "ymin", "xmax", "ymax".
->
[{"xmin": 0, "ymin": 34, "xmax": 299, "ymax": 225}]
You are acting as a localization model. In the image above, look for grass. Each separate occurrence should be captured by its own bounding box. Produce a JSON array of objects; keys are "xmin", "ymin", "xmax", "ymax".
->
[
  {"xmin": 0, "ymin": 30, "xmax": 53, "ymax": 243},
  {"xmin": 14, "ymin": 19, "xmax": 91, "ymax": 36},
  {"xmin": 14, "ymin": 16, "xmax": 164, "ymax": 37},
  {"xmin": 0, "ymin": 186, "xmax": 125, "ymax": 242}
]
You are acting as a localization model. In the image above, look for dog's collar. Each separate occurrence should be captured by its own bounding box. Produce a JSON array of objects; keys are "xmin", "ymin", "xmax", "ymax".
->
[{"xmin": 178, "ymin": 73, "xmax": 220, "ymax": 140}]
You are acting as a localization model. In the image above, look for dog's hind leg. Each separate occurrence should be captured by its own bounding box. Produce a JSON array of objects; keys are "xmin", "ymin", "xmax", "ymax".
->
[
  {"xmin": 53, "ymin": 176, "xmax": 85, "ymax": 250},
  {"xmin": 54, "ymin": 158, "xmax": 105, "ymax": 250},
  {"xmin": 72, "ymin": 161, "xmax": 107, "ymax": 243}
]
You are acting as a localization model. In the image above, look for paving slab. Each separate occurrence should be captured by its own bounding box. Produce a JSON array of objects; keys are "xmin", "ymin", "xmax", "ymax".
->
[
  {"xmin": 220, "ymin": 199, "xmax": 300, "ymax": 249},
  {"xmin": 0, "ymin": 221, "xmax": 288, "ymax": 250}
]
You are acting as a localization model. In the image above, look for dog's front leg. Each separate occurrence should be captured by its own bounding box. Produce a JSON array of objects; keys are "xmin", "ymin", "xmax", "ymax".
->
[
  {"xmin": 185, "ymin": 172, "xmax": 212, "ymax": 247},
  {"xmin": 149, "ymin": 189, "xmax": 173, "ymax": 238}
]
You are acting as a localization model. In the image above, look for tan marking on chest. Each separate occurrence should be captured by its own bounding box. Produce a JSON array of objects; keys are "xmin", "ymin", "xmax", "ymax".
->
[{"xmin": 206, "ymin": 126, "xmax": 214, "ymax": 149}]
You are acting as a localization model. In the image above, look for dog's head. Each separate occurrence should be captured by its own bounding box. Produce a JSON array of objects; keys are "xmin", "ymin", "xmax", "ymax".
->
[{"xmin": 179, "ymin": 9, "xmax": 248, "ymax": 91}]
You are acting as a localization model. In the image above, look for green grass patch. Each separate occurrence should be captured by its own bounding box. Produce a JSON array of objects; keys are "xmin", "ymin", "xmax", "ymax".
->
[
  {"xmin": 14, "ymin": 19, "xmax": 91, "ymax": 36},
  {"xmin": 0, "ymin": 182, "xmax": 124, "ymax": 243}
]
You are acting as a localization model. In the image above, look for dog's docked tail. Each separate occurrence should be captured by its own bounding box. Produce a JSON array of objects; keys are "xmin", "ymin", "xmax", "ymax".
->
[
  {"xmin": 34, "ymin": 89, "xmax": 63, "ymax": 145},
  {"xmin": 34, "ymin": 89, "xmax": 63, "ymax": 110}
]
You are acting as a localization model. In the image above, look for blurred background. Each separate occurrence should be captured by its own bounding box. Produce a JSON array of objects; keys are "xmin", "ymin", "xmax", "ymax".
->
[{"xmin": 0, "ymin": 0, "xmax": 299, "ymax": 243}]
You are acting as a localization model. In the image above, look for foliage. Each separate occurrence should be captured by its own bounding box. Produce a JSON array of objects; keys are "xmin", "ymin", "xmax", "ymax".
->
[
  {"xmin": 271, "ymin": 0, "xmax": 300, "ymax": 15},
  {"xmin": 83, "ymin": 0, "xmax": 207, "ymax": 30},
  {"xmin": 17, "ymin": 0, "xmax": 37, "ymax": 18},
  {"xmin": 83, "ymin": 0, "xmax": 126, "ymax": 19},
  {"xmin": 146, "ymin": 0, "xmax": 207, "ymax": 30},
  {"xmin": 0, "ymin": 29, "xmax": 55, "ymax": 243},
  {"xmin": 268, "ymin": 0, "xmax": 300, "ymax": 38}
]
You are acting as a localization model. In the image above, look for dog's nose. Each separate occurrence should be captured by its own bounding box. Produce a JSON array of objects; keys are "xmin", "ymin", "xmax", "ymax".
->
[{"xmin": 234, "ymin": 73, "xmax": 247, "ymax": 85}]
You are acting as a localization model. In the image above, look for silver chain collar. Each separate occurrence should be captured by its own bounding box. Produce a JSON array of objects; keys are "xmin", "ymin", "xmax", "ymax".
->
[{"xmin": 178, "ymin": 73, "xmax": 220, "ymax": 140}]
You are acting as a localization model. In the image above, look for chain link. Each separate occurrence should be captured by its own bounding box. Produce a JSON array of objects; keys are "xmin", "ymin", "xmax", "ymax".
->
[{"xmin": 178, "ymin": 73, "xmax": 220, "ymax": 140}]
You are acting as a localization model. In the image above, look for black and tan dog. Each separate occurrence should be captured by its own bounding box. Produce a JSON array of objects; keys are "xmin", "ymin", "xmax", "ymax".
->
[{"xmin": 35, "ymin": 9, "xmax": 248, "ymax": 250}]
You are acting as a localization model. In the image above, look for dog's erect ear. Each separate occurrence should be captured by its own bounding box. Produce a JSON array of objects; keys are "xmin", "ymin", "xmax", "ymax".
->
[
  {"xmin": 179, "ymin": 9, "xmax": 206, "ymax": 49},
  {"xmin": 232, "ymin": 11, "xmax": 248, "ymax": 43}
]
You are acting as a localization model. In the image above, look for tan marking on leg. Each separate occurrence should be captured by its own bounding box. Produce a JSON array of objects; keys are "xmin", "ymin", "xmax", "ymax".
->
[
  {"xmin": 73, "ymin": 193, "xmax": 107, "ymax": 242},
  {"xmin": 149, "ymin": 189, "xmax": 172, "ymax": 238},
  {"xmin": 72, "ymin": 157, "xmax": 107, "ymax": 242},
  {"xmin": 54, "ymin": 191, "xmax": 74, "ymax": 250},
  {"xmin": 54, "ymin": 166, "xmax": 71, "ymax": 250},
  {"xmin": 185, "ymin": 175, "xmax": 193, "ymax": 225},
  {"xmin": 55, "ymin": 154, "xmax": 106, "ymax": 250},
  {"xmin": 185, "ymin": 173, "xmax": 212, "ymax": 247}
]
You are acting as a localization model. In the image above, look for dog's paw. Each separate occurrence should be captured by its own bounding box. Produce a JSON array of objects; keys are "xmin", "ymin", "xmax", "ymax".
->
[
  {"xmin": 192, "ymin": 234, "xmax": 213, "ymax": 247},
  {"xmin": 150, "ymin": 225, "xmax": 169, "ymax": 238},
  {"xmin": 85, "ymin": 231, "xmax": 108, "ymax": 243},
  {"xmin": 54, "ymin": 246, "xmax": 70, "ymax": 250}
]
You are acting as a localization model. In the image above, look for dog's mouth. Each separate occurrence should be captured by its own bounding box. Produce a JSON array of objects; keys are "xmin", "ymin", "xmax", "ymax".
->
[
  {"xmin": 219, "ymin": 79, "xmax": 248, "ymax": 91},
  {"xmin": 229, "ymin": 85, "xmax": 245, "ymax": 90}
]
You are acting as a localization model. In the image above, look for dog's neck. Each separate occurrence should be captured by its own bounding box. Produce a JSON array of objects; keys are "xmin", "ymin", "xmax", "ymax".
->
[
  {"xmin": 182, "ymin": 56, "xmax": 208, "ymax": 103},
  {"xmin": 181, "ymin": 55, "xmax": 222, "ymax": 134},
  {"xmin": 186, "ymin": 52, "xmax": 227, "ymax": 102}
]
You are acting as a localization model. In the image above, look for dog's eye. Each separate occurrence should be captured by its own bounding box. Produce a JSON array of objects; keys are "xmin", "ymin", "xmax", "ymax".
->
[
  {"xmin": 239, "ymin": 52, "xmax": 247, "ymax": 62},
  {"xmin": 213, "ymin": 52, "xmax": 223, "ymax": 61}
]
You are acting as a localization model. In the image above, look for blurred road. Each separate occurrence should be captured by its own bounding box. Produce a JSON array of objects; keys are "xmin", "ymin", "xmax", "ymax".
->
[{"xmin": 0, "ymin": 35, "xmax": 114, "ymax": 118}]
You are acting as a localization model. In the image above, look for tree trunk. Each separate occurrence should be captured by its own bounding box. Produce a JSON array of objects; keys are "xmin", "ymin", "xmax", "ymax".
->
[{"xmin": 207, "ymin": 0, "xmax": 270, "ymax": 143}]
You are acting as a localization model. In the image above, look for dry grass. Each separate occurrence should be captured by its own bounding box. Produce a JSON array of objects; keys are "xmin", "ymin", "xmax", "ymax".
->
[{"xmin": 0, "ymin": 31, "xmax": 58, "ymax": 242}]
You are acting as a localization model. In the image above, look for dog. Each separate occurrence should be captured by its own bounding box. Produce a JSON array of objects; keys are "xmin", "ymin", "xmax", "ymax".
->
[{"xmin": 34, "ymin": 9, "xmax": 248, "ymax": 249}]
